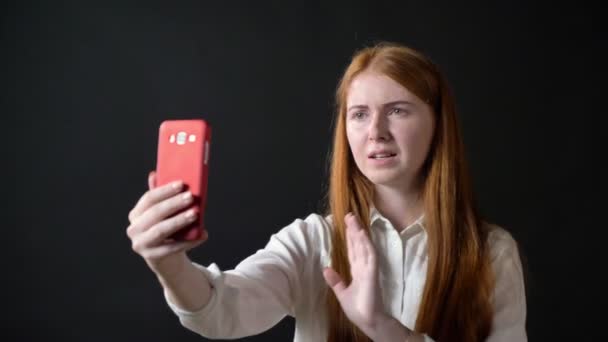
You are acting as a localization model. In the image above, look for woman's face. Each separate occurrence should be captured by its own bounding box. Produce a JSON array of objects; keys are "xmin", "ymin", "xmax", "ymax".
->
[{"xmin": 345, "ymin": 70, "xmax": 435, "ymax": 189}]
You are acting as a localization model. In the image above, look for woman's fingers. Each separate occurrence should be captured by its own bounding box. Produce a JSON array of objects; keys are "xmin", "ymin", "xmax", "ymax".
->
[
  {"xmin": 134, "ymin": 208, "xmax": 199, "ymax": 250},
  {"xmin": 344, "ymin": 212, "xmax": 375, "ymax": 267},
  {"xmin": 361, "ymin": 231, "xmax": 375, "ymax": 265},
  {"xmin": 128, "ymin": 189, "xmax": 193, "ymax": 238},
  {"xmin": 126, "ymin": 172, "xmax": 208, "ymax": 274},
  {"xmin": 346, "ymin": 213, "xmax": 365, "ymax": 265},
  {"xmin": 141, "ymin": 235, "xmax": 207, "ymax": 262},
  {"xmin": 148, "ymin": 170, "xmax": 157, "ymax": 190},
  {"xmin": 347, "ymin": 224, "xmax": 356, "ymax": 263},
  {"xmin": 129, "ymin": 180, "xmax": 184, "ymax": 223},
  {"xmin": 358, "ymin": 231, "xmax": 368, "ymax": 263}
]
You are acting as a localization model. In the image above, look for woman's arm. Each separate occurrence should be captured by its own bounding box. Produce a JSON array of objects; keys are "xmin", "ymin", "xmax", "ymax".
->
[
  {"xmin": 162, "ymin": 214, "xmax": 324, "ymax": 339},
  {"xmin": 366, "ymin": 315, "xmax": 428, "ymax": 341},
  {"xmin": 486, "ymin": 229, "xmax": 528, "ymax": 342},
  {"xmin": 156, "ymin": 252, "xmax": 213, "ymax": 312}
]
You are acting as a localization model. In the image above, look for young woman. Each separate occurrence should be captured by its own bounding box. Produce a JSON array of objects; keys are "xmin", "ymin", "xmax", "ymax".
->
[{"xmin": 126, "ymin": 42, "xmax": 527, "ymax": 342}]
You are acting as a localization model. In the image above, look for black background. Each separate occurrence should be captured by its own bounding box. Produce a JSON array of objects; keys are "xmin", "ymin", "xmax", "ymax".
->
[{"xmin": 4, "ymin": 0, "xmax": 605, "ymax": 340}]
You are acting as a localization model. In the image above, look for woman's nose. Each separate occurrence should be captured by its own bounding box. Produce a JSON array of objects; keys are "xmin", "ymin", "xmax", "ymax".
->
[{"xmin": 368, "ymin": 114, "xmax": 390, "ymax": 141}]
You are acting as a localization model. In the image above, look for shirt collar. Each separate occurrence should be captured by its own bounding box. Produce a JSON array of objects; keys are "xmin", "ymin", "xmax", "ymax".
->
[{"xmin": 369, "ymin": 206, "xmax": 426, "ymax": 235}]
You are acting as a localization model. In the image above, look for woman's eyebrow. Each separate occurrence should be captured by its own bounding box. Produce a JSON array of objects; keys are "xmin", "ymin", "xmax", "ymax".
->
[
  {"xmin": 382, "ymin": 100, "xmax": 414, "ymax": 107},
  {"xmin": 347, "ymin": 100, "xmax": 414, "ymax": 112},
  {"xmin": 347, "ymin": 104, "xmax": 369, "ymax": 112}
]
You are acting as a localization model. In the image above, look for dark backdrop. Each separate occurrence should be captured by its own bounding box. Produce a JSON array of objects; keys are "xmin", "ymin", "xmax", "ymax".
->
[{"xmin": 4, "ymin": 0, "xmax": 605, "ymax": 340}]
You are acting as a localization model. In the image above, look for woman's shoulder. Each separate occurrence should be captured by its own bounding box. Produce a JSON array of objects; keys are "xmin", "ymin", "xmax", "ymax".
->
[
  {"xmin": 482, "ymin": 221, "xmax": 523, "ymax": 265},
  {"xmin": 482, "ymin": 221, "xmax": 528, "ymax": 313},
  {"xmin": 282, "ymin": 212, "xmax": 334, "ymax": 234},
  {"xmin": 271, "ymin": 212, "xmax": 334, "ymax": 257}
]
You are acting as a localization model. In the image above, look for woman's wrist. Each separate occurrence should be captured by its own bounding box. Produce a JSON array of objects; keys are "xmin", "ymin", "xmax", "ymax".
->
[{"xmin": 365, "ymin": 313, "xmax": 412, "ymax": 341}]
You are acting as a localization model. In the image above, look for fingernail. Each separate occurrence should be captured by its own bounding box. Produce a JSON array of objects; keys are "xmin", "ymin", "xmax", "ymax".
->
[
  {"xmin": 185, "ymin": 209, "xmax": 197, "ymax": 219},
  {"xmin": 182, "ymin": 192, "xmax": 193, "ymax": 202},
  {"xmin": 172, "ymin": 181, "xmax": 183, "ymax": 189}
]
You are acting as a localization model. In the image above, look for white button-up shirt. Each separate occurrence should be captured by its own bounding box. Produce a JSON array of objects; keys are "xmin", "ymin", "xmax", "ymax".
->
[{"xmin": 164, "ymin": 208, "xmax": 527, "ymax": 341}]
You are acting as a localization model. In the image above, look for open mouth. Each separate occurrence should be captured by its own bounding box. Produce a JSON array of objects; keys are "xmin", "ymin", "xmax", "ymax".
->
[{"xmin": 369, "ymin": 153, "xmax": 397, "ymax": 159}]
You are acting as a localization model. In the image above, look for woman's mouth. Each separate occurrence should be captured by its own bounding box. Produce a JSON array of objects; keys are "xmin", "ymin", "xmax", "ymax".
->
[
  {"xmin": 368, "ymin": 152, "xmax": 397, "ymax": 166},
  {"xmin": 369, "ymin": 153, "xmax": 396, "ymax": 159}
]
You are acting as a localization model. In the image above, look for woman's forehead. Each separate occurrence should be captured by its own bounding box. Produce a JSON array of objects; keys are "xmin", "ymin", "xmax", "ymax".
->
[{"xmin": 347, "ymin": 71, "xmax": 418, "ymax": 106}]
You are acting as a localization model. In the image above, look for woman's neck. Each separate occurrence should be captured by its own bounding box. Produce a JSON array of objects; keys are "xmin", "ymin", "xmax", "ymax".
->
[{"xmin": 373, "ymin": 183, "xmax": 424, "ymax": 233}]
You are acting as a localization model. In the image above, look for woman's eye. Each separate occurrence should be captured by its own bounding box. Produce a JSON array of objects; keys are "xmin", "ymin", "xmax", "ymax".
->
[
  {"xmin": 390, "ymin": 108, "xmax": 407, "ymax": 115},
  {"xmin": 352, "ymin": 112, "xmax": 366, "ymax": 119}
]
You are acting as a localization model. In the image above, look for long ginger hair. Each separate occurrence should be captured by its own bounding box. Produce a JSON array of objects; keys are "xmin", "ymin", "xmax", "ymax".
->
[{"xmin": 325, "ymin": 42, "xmax": 494, "ymax": 342}]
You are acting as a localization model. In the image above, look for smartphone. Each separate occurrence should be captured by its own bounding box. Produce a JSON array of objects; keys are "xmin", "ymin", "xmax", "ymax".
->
[{"xmin": 155, "ymin": 119, "xmax": 211, "ymax": 241}]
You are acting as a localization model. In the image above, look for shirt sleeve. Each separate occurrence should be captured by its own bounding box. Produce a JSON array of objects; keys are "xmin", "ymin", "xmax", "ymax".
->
[
  {"xmin": 486, "ymin": 229, "xmax": 528, "ymax": 342},
  {"xmin": 163, "ymin": 214, "xmax": 322, "ymax": 339}
]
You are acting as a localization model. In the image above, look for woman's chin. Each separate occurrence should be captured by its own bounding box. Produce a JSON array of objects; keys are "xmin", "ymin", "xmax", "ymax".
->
[{"xmin": 364, "ymin": 170, "xmax": 405, "ymax": 187}]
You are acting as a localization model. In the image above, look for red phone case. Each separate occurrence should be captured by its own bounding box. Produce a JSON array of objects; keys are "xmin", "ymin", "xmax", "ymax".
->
[{"xmin": 155, "ymin": 119, "xmax": 211, "ymax": 241}]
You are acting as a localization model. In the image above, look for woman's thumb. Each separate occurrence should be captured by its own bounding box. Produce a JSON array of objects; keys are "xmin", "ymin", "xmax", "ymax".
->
[
  {"xmin": 323, "ymin": 267, "xmax": 346, "ymax": 294},
  {"xmin": 148, "ymin": 170, "xmax": 156, "ymax": 190}
]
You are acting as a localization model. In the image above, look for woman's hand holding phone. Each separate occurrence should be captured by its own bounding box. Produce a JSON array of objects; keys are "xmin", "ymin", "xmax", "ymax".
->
[{"xmin": 126, "ymin": 171, "xmax": 208, "ymax": 278}]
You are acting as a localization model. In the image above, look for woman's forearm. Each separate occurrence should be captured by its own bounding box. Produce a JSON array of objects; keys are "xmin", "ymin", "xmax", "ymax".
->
[
  {"xmin": 366, "ymin": 315, "xmax": 426, "ymax": 342},
  {"xmin": 155, "ymin": 253, "xmax": 212, "ymax": 312}
]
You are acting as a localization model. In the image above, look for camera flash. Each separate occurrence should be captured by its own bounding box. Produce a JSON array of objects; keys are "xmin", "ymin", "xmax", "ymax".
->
[{"xmin": 177, "ymin": 131, "xmax": 187, "ymax": 145}]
